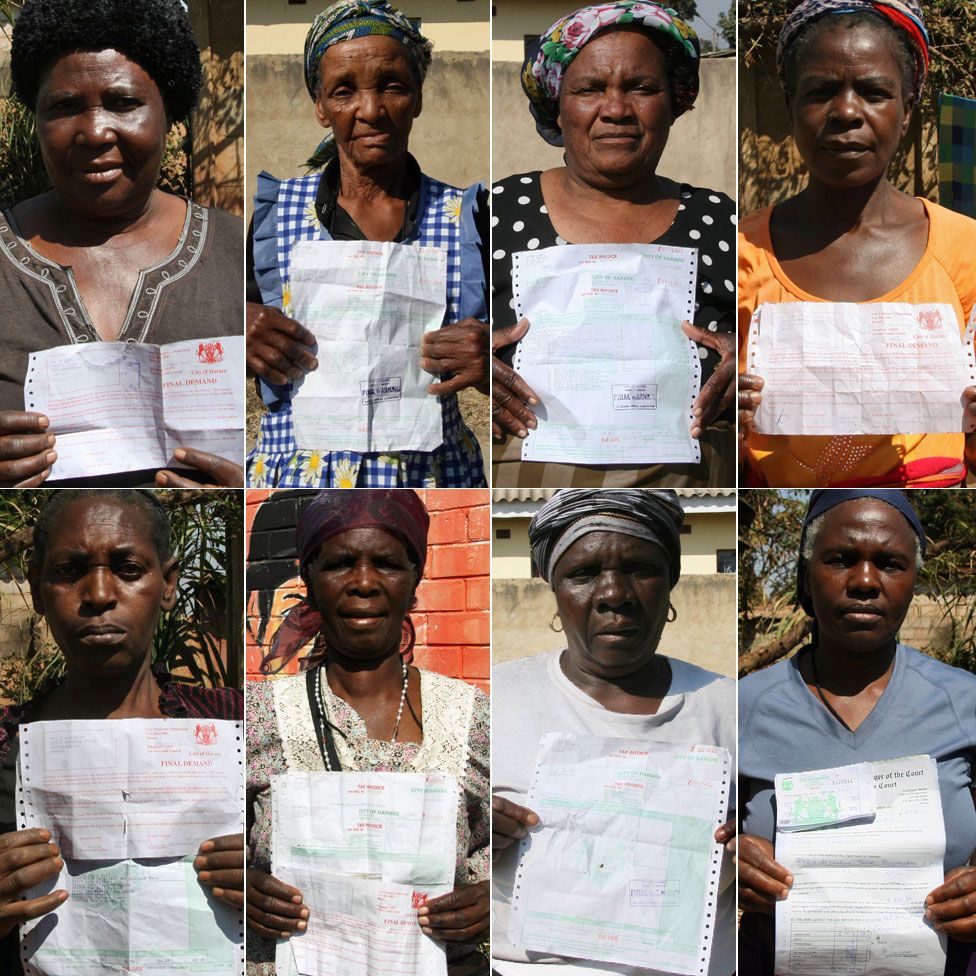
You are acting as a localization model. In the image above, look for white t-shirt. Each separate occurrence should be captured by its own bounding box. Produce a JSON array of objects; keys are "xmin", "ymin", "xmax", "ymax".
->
[{"xmin": 491, "ymin": 649, "xmax": 736, "ymax": 976}]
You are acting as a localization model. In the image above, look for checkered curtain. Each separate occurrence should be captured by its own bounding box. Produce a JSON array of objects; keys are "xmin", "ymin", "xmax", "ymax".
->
[{"xmin": 939, "ymin": 92, "xmax": 976, "ymax": 218}]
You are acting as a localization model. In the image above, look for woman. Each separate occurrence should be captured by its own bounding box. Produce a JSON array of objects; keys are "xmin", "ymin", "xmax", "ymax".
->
[
  {"xmin": 491, "ymin": 2, "xmax": 736, "ymax": 489},
  {"xmin": 245, "ymin": 490, "xmax": 490, "ymax": 974},
  {"xmin": 737, "ymin": 0, "xmax": 976, "ymax": 487},
  {"xmin": 491, "ymin": 489, "xmax": 736, "ymax": 975},
  {"xmin": 0, "ymin": 489, "xmax": 244, "ymax": 973},
  {"xmin": 245, "ymin": 0, "xmax": 489, "ymax": 489},
  {"xmin": 1, "ymin": 0, "xmax": 244, "ymax": 489},
  {"xmin": 738, "ymin": 490, "xmax": 976, "ymax": 973}
]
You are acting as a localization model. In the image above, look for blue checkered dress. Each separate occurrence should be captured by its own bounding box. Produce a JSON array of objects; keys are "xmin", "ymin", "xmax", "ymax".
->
[{"xmin": 247, "ymin": 171, "xmax": 486, "ymax": 488}]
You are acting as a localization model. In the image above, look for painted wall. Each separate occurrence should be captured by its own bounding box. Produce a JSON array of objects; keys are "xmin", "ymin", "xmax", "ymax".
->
[{"xmin": 245, "ymin": 489, "xmax": 490, "ymax": 694}]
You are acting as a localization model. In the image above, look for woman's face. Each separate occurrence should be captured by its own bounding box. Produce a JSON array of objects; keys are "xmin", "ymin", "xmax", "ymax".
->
[
  {"xmin": 315, "ymin": 35, "xmax": 421, "ymax": 172},
  {"xmin": 788, "ymin": 23, "xmax": 911, "ymax": 189},
  {"xmin": 29, "ymin": 499, "xmax": 178, "ymax": 679},
  {"xmin": 35, "ymin": 49, "xmax": 168, "ymax": 220},
  {"xmin": 557, "ymin": 28, "xmax": 673, "ymax": 190},
  {"xmin": 552, "ymin": 531, "xmax": 670, "ymax": 679},
  {"xmin": 305, "ymin": 527, "xmax": 417, "ymax": 662},
  {"xmin": 806, "ymin": 499, "xmax": 917, "ymax": 655}
]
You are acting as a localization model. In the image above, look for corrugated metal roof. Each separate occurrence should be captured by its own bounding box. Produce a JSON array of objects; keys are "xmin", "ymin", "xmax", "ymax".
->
[{"xmin": 492, "ymin": 488, "xmax": 735, "ymax": 502}]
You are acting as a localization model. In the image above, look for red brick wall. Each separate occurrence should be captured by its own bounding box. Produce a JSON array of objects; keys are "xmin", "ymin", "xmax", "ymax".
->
[{"xmin": 246, "ymin": 490, "xmax": 489, "ymax": 695}]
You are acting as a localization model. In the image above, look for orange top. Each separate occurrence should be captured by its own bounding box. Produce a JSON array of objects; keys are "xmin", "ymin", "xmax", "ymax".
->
[{"xmin": 738, "ymin": 198, "xmax": 976, "ymax": 487}]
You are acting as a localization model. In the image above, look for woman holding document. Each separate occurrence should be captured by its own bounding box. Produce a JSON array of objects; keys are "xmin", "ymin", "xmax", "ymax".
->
[
  {"xmin": 737, "ymin": 0, "xmax": 976, "ymax": 487},
  {"xmin": 245, "ymin": 0, "xmax": 489, "ymax": 489},
  {"xmin": 491, "ymin": 2, "xmax": 736, "ymax": 489},
  {"xmin": 0, "ymin": 0, "xmax": 245, "ymax": 488},
  {"xmin": 0, "ymin": 489, "xmax": 244, "ymax": 975},
  {"xmin": 245, "ymin": 490, "xmax": 490, "ymax": 975},
  {"xmin": 737, "ymin": 490, "xmax": 976, "ymax": 974},
  {"xmin": 491, "ymin": 489, "xmax": 736, "ymax": 975}
]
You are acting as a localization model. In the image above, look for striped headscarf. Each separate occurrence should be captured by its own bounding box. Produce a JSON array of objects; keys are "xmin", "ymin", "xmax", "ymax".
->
[
  {"xmin": 776, "ymin": 0, "xmax": 929, "ymax": 103},
  {"xmin": 522, "ymin": 2, "xmax": 700, "ymax": 147},
  {"xmin": 303, "ymin": 0, "xmax": 432, "ymax": 168}
]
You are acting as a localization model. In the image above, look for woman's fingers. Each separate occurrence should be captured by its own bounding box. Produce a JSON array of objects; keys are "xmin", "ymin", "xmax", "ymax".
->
[
  {"xmin": 682, "ymin": 322, "xmax": 735, "ymax": 437},
  {"xmin": 714, "ymin": 815, "xmax": 736, "ymax": 846},
  {"xmin": 926, "ymin": 867, "xmax": 976, "ymax": 938},
  {"xmin": 246, "ymin": 869, "xmax": 309, "ymax": 939},
  {"xmin": 0, "ymin": 829, "xmax": 67, "ymax": 938},
  {"xmin": 155, "ymin": 449, "xmax": 245, "ymax": 488},
  {"xmin": 492, "ymin": 795, "xmax": 540, "ymax": 849},
  {"xmin": 418, "ymin": 881, "xmax": 489, "ymax": 942},
  {"xmin": 246, "ymin": 302, "xmax": 318, "ymax": 383},
  {"xmin": 964, "ymin": 386, "xmax": 976, "ymax": 419},
  {"xmin": 492, "ymin": 360, "xmax": 539, "ymax": 440},
  {"xmin": 735, "ymin": 834, "xmax": 793, "ymax": 914},
  {"xmin": 0, "ymin": 889, "xmax": 68, "ymax": 938},
  {"xmin": 421, "ymin": 319, "xmax": 489, "ymax": 396},
  {"xmin": 0, "ymin": 411, "xmax": 57, "ymax": 486},
  {"xmin": 195, "ymin": 835, "xmax": 245, "ymax": 903}
]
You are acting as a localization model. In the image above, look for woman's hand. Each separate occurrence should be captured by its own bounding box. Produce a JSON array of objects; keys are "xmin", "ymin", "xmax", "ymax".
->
[
  {"xmin": 417, "ymin": 880, "xmax": 488, "ymax": 943},
  {"xmin": 715, "ymin": 814, "xmax": 736, "ymax": 848},
  {"xmin": 421, "ymin": 319, "xmax": 489, "ymax": 396},
  {"xmin": 738, "ymin": 373, "xmax": 765, "ymax": 463},
  {"xmin": 0, "ymin": 412, "xmax": 57, "ymax": 487},
  {"xmin": 246, "ymin": 867, "xmax": 309, "ymax": 940},
  {"xmin": 682, "ymin": 322, "xmax": 734, "ymax": 438},
  {"xmin": 735, "ymin": 833, "xmax": 793, "ymax": 914},
  {"xmin": 925, "ymin": 866, "xmax": 976, "ymax": 940},
  {"xmin": 246, "ymin": 302, "xmax": 318, "ymax": 384},
  {"xmin": 194, "ymin": 834, "xmax": 244, "ymax": 910},
  {"xmin": 155, "ymin": 448, "xmax": 245, "ymax": 487},
  {"xmin": 492, "ymin": 320, "xmax": 540, "ymax": 440},
  {"xmin": 492, "ymin": 795, "xmax": 539, "ymax": 851},
  {"xmin": 0, "ymin": 828, "xmax": 68, "ymax": 938}
]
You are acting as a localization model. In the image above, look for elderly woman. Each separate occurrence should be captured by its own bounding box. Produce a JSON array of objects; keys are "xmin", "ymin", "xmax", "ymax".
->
[
  {"xmin": 491, "ymin": 489, "xmax": 735, "ymax": 974},
  {"xmin": 2, "ymin": 0, "xmax": 245, "ymax": 489},
  {"xmin": 245, "ymin": 490, "xmax": 490, "ymax": 974},
  {"xmin": 738, "ymin": 0, "xmax": 976, "ymax": 487},
  {"xmin": 245, "ymin": 0, "xmax": 489, "ymax": 489},
  {"xmin": 491, "ymin": 2, "xmax": 735, "ymax": 489},
  {"xmin": 0, "ymin": 489, "xmax": 244, "ymax": 973},
  {"xmin": 738, "ymin": 490, "xmax": 976, "ymax": 973}
]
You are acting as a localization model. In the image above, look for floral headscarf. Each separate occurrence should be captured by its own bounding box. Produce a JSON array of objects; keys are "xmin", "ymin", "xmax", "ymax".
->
[{"xmin": 521, "ymin": 1, "xmax": 700, "ymax": 147}]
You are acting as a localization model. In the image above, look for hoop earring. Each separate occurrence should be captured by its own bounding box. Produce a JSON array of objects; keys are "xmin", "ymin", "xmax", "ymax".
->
[
  {"xmin": 666, "ymin": 603, "xmax": 677, "ymax": 623},
  {"xmin": 549, "ymin": 612, "xmax": 563, "ymax": 633}
]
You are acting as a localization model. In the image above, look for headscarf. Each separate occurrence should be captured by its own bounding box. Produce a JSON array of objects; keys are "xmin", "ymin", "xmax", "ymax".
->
[
  {"xmin": 260, "ymin": 489, "xmax": 429, "ymax": 674},
  {"xmin": 796, "ymin": 489, "xmax": 925, "ymax": 616},
  {"xmin": 521, "ymin": 1, "xmax": 700, "ymax": 146},
  {"xmin": 303, "ymin": 0, "xmax": 433, "ymax": 169},
  {"xmin": 776, "ymin": 0, "xmax": 929, "ymax": 104},
  {"xmin": 528, "ymin": 489, "xmax": 684, "ymax": 587}
]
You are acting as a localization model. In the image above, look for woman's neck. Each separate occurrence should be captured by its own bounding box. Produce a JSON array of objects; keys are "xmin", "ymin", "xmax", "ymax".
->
[
  {"xmin": 21, "ymin": 188, "xmax": 165, "ymax": 248},
  {"xmin": 336, "ymin": 155, "xmax": 410, "ymax": 205},
  {"xmin": 40, "ymin": 657, "xmax": 163, "ymax": 721},
  {"xmin": 786, "ymin": 176, "xmax": 903, "ymax": 233},
  {"xmin": 324, "ymin": 650, "xmax": 405, "ymax": 700},
  {"xmin": 806, "ymin": 639, "xmax": 898, "ymax": 696},
  {"xmin": 559, "ymin": 649, "xmax": 672, "ymax": 714}
]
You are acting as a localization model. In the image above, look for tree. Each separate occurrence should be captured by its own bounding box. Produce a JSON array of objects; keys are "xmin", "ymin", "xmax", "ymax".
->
[
  {"xmin": 667, "ymin": 0, "xmax": 698, "ymax": 23},
  {"xmin": 717, "ymin": 0, "xmax": 736, "ymax": 49}
]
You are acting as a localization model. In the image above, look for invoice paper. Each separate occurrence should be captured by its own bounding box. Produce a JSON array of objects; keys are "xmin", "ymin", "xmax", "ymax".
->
[
  {"xmin": 746, "ymin": 302, "xmax": 976, "ymax": 436},
  {"xmin": 25, "ymin": 335, "xmax": 245, "ymax": 480},
  {"xmin": 512, "ymin": 244, "xmax": 702, "ymax": 465},
  {"xmin": 288, "ymin": 240, "xmax": 447, "ymax": 453},
  {"xmin": 775, "ymin": 762, "xmax": 876, "ymax": 832},
  {"xmin": 508, "ymin": 734, "xmax": 730, "ymax": 975},
  {"xmin": 775, "ymin": 755, "xmax": 947, "ymax": 976},
  {"xmin": 272, "ymin": 771, "xmax": 458, "ymax": 976}
]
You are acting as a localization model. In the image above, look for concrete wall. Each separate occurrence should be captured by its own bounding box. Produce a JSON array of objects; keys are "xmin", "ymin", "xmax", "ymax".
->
[
  {"xmin": 245, "ymin": 52, "xmax": 489, "ymax": 222},
  {"xmin": 492, "ymin": 56, "xmax": 737, "ymax": 201},
  {"xmin": 492, "ymin": 574, "xmax": 737, "ymax": 677}
]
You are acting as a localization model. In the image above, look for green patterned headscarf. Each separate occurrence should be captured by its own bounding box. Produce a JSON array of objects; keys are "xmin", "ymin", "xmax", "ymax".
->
[{"xmin": 522, "ymin": 1, "xmax": 700, "ymax": 147}]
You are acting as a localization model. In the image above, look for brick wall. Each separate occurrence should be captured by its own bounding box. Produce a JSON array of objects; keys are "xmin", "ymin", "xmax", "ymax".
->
[{"xmin": 246, "ymin": 490, "xmax": 489, "ymax": 694}]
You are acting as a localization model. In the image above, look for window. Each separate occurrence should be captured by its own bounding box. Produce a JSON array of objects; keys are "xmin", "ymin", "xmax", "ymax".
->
[
  {"xmin": 716, "ymin": 550, "xmax": 736, "ymax": 574},
  {"xmin": 495, "ymin": 528, "xmax": 511, "ymax": 539}
]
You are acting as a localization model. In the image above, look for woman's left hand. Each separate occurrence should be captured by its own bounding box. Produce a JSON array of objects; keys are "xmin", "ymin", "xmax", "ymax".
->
[
  {"xmin": 155, "ymin": 448, "xmax": 245, "ymax": 487},
  {"xmin": 682, "ymin": 322, "xmax": 734, "ymax": 439},
  {"xmin": 417, "ymin": 879, "xmax": 489, "ymax": 943},
  {"xmin": 715, "ymin": 814, "xmax": 736, "ymax": 849},
  {"xmin": 421, "ymin": 320, "xmax": 490, "ymax": 396},
  {"xmin": 193, "ymin": 834, "xmax": 245, "ymax": 910},
  {"xmin": 925, "ymin": 866, "xmax": 976, "ymax": 940}
]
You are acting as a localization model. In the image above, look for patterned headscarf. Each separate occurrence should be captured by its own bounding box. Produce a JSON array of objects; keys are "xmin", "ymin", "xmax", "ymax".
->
[
  {"xmin": 776, "ymin": 0, "xmax": 929, "ymax": 103},
  {"xmin": 303, "ymin": 0, "xmax": 432, "ymax": 168},
  {"xmin": 529, "ymin": 489, "xmax": 685, "ymax": 587},
  {"xmin": 522, "ymin": 1, "xmax": 700, "ymax": 147},
  {"xmin": 260, "ymin": 489, "xmax": 429, "ymax": 674}
]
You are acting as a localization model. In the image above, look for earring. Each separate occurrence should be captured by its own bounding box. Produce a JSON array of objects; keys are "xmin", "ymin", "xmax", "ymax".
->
[
  {"xmin": 549, "ymin": 612, "xmax": 563, "ymax": 633},
  {"xmin": 666, "ymin": 603, "xmax": 677, "ymax": 623}
]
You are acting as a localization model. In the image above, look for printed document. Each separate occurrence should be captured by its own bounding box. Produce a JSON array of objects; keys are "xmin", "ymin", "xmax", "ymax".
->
[
  {"xmin": 18, "ymin": 719, "xmax": 245, "ymax": 976},
  {"xmin": 746, "ymin": 302, "xmax": 976, "ymax": 436},
  {"xmin": 288, "ymin": 240, "xmax": 446, "ymax": 453},
  {"xmin": 775, "ymin": 762, "xmax": 876, "ymax": 832},
  {"xmin": 25, "ymin": 335, "xmax": 245, "ymax": 480},
  {"xmin": 775, "ymin": 755, "xmax": 946, "ymax": 976},
  {"xmin": 508, "ymin": 734, "xmax": 730, "ymax": 975},
  {"xmin": 512, "ymin": 244, "xmax": 702, "ymax": 465},
  {"xmin": 272, "ymin": 770, "xmax": 458, "ymax": 976}
]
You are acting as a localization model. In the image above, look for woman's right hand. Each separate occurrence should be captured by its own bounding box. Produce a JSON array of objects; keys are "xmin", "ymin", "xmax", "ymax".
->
[
  {"xmin": 492, "ymin": 319, "xmax": 540, "ymax": 440},
  {"xmin": 246, "ymin": 302, "xmax": 318, "ymax": 384},
  {"xmin": 0, "ymin": 412, "xmax": 56, "ymax": 487},
  {"xmin": 246, "ymin": 867, "xmax": 309, "ymax": 939},
  {"xmin": 738, "ymin": 373, "xmax": 765, "ymax": 462},
  {"xmin": 0, "ymin": 828, "xmax": 68, "ymax": 938},
  {"xmin": 492, "ymin": 795, "xmax": 539, "ymax": 851},
  {"xmin": 735, "ymin": 833, "xmax": 793, "ymax": 914}
]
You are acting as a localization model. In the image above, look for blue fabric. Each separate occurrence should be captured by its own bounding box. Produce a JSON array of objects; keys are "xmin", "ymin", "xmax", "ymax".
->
[{"xmin": 458, "ymin": 181, "xmax": 488, "ymax": 323}]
